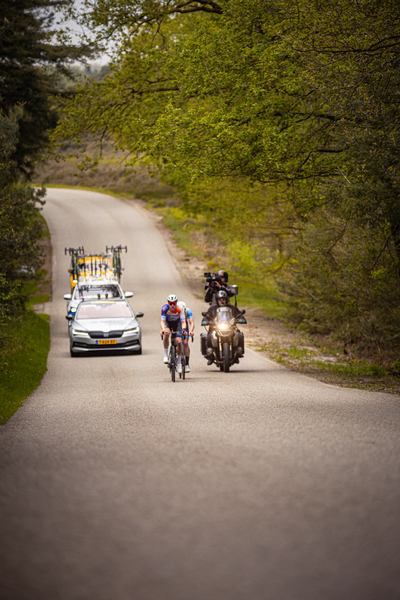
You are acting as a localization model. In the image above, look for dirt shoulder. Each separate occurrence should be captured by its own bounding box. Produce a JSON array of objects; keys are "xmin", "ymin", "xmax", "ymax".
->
[{"xmin": 136, "ymin": 198, "xmax": 400, "ymax": 396}]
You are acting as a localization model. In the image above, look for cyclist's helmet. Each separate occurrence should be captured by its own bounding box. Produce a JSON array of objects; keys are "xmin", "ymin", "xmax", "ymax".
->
[
  {"xmin": 177, "ymin": 301, "xmax": 186, "ymax": 310},
  {"xmin": 217, "ymin": 270, "xmax": 228, "ymax": 282},
  {"xmin": 216, "ymin": 290, "xmax": 228, "ymax": 302},
  {"xmin": 167, "ymin": 294, "xmax": 178, "ymax": 303}
]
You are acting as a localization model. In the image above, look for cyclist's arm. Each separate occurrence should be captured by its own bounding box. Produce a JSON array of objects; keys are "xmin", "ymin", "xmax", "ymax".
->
[
  {"xmin": 161, "ymin": 306, "xmax": 167, "ymax": 332},
  {"xmin": 179, "ymin": 310, "xmax": 187, "ymax": 332},
  {"xmin": 188, "ymin": 317, "xmax": 195, "ymax": 335}
]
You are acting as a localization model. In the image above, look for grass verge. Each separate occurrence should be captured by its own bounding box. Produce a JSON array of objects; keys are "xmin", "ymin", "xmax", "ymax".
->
[
  {"xmin": 0, "ymin": 213, "xmax": 52, "ymax": 424},
  {"xmin": 0, "ymin": 311, "xmax": 50, "ymax": 423},
  {"xmin": 256, "ymin": 342, "xmax": 400, "ymax": 394}
]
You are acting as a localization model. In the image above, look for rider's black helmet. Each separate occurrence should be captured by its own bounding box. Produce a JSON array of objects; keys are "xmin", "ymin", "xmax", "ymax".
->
[
  {"xmin": 217, "ymin": 270, "xmax": 228, "ymax": 282},
  {"xmin": 216, "ymin": 289, "xmax": 228, "ymax": 301}
]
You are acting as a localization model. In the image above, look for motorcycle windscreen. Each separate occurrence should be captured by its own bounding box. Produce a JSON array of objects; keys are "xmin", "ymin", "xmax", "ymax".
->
[{"xmin": 215, "ymin": 307, "xmax": 233, "ymax": 323}]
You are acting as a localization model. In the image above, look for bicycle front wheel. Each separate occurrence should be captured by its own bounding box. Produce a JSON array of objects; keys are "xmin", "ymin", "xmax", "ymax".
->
[{"xmin": 170, "ymin": 345, "xmax": 176, "ymax": 382}]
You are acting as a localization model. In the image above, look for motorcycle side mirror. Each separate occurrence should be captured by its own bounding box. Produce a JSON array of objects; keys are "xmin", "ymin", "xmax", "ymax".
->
[
  {"xmin": 201, "ymin": 312, "xmax": 207, "ymax": 316},
  {"xmin": 241, "ymin": 309, "xmax": 246, "ymax": 314}
]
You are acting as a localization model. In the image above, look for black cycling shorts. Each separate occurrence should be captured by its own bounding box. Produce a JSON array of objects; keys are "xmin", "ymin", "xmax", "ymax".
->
[{"xmin": 165, "ymin": 318, "xmax": 183, "ymax": 337}]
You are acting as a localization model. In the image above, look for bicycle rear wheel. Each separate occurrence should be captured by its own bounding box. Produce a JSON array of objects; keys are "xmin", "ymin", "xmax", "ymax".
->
[{"xmin": 170, "ymin": 345, "xmax": 176, "ymax": 382}]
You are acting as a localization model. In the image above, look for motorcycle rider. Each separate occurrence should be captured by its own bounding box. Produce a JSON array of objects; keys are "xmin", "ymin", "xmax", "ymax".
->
[
  {"xmin": 161, "ymin": 294, "xmax": 187, "ymax": 374},
  {"xmin": 204, "ymin": 269, "xmax": 236, "ymax": 304},
  {"xmin": 204, "ymin": 289, "xmax": 244, "ymax": 364},
  {"xmin": 177, "ymin": 301, "xmax": 195, "ymax": 373}
]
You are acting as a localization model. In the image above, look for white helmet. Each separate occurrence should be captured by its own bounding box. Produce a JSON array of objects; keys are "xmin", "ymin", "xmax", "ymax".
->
[
  {"xmin": 177, "ymin": 301, "xmax": 186, "ymax": 310},
  {"xmin": 167, "ymin": 294, "xmax": 178, "ymax": 303}
]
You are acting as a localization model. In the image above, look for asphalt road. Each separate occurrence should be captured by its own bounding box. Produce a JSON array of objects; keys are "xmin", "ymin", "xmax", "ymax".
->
[{"xmin": 1, "ymin": 189, "xmax": 400, "ymax": 600}]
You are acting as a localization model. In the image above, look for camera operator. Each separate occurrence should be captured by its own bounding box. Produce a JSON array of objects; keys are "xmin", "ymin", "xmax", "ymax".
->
[{"xmin": 204, "ymin": 269, "xmax": 236, "ymax": 305}]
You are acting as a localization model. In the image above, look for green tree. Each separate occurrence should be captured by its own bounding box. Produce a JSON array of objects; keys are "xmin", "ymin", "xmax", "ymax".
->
[
  {"xmin": 0, "ymin": 0, "xmax": 92, "ymax": 178},
  {"xmin": 0, "ymin": 109, "xmax": 45, "ymax": 276},
  {"xmin": 53, "ymin": 0, "xmax": 400, "ymax": 352}
]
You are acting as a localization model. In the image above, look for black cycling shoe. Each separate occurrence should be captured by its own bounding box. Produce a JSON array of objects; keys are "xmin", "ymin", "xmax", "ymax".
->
[{"xmin": 207, "ymin": 358, "xmax": 213, "ymax": 365}]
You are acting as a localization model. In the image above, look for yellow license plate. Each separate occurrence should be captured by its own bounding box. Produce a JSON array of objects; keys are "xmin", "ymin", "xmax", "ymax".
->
[{"xmin": 97, "ymin": 339, "xmax": 117, "ymax": 345}]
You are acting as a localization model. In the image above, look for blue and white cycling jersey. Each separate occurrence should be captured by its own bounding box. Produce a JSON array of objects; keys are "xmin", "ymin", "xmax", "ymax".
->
[
  {"xmin": 185, "ymin": 307, "xmax": 193, "ymax": 321},
  {"xmin": 161, "ymin": 304, "xmax": 185, "ymax": 323}
]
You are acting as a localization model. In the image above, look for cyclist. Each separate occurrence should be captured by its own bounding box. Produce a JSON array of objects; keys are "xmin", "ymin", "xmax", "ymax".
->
[
  {"xmin": 161, "ymin": 294, "xmax": 187, "ymax": 374},
  {"xmin": 177, "ymin": 301, "xmax": 195, "ymax": 373}
]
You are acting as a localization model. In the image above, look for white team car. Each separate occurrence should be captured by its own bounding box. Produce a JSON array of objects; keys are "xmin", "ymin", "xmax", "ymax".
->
[
  {"xmin": 66, "ymin": 299, "xmax": 143, "ymax": 356},
  {"xmin": 63, "ymin": 281, "xmax": 133, "ymax": 317}
]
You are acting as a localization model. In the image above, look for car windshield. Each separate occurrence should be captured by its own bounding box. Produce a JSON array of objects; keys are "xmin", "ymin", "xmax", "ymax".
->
[
  {"xmin": 74, "ymin": 285, "xmax": 122, "ymax": 300},
  {"xmin": 77, "ymin": 302, "xmax": 132, "ymax": 319}
]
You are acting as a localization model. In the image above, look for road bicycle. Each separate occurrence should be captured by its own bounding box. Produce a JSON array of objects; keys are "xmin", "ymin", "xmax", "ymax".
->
[
  {"xmin": 161, "ymin": 330, "xmax": 186, "ymax": 382},
  {"xmin": 106, "ymin": 245, "xmax": 127, "ymax": 281},
  {"xmin": 65, "ymin": 247, "xmax": 84, "ymax": 290}
]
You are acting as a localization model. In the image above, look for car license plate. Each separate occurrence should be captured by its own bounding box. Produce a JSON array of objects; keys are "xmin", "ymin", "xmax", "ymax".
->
[{"xmin": 97, "ymin": 339, "xmax": 117, "ymax": 345}]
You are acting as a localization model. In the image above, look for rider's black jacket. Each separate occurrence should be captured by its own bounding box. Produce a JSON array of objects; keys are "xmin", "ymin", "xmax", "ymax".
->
[{"xmin": 204, "ymin": 283, "xmax": 235, "ymax": 304}]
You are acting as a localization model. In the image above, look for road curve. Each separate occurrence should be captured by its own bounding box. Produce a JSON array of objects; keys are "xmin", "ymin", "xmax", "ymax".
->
[{"xmin": 1, "ymin": 189, "xmax": 399, "ymax": 600}]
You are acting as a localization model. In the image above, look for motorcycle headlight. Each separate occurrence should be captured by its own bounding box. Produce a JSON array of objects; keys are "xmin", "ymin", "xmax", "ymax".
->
[
  {"xmin": 218, "ymin": 323, "xmax": 229, "ymax": 330},
  {"xmin": 123, "ymin": 327, "xmax": 140, "ymax": 336},
  {"xmin": 72, "ymin": 329, "xmax": 89, "ymax": 336}
]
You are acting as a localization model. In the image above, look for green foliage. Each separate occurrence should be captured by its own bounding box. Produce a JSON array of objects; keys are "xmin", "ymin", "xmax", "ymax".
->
[
  {"xmin": 281, "ymin": 205, "xmax": 400, "ymax": 352},
  {"xmin": 0, "ymin": 110, "xmax": 46, "ymax": 330},
  {"xmin": 0, "ymin": 111, "xmax": 46, "ymax": 277},
  {"xmin": 53, "ymin": 0, "xmax": 400, "ymax": 353}
]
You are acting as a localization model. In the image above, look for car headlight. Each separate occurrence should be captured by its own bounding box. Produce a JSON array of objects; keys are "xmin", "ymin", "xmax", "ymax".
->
[
  {"xmin": 123, "ymin": 327, "xmax": 140, "ymax": 336},
  {"xmin": 72, "ymin": 329, "xmax": 89, "ymax": 336}
]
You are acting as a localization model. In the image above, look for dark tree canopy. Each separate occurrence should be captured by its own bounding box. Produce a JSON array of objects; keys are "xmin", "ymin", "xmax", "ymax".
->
[{"xmin": 0, "ymin": 0, "xmax": 92, "ymax": 178}]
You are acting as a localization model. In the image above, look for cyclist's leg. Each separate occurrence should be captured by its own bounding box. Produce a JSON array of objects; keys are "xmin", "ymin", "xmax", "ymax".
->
[
  {"xmin": 185, "ymin": 336, "xmax": 190, "ymax": 366},
  {"xmin": 163, "ymin": 330, "xmax": 170, "ymax": 350},
  {"xmin": 174, "ymin": 321, "xmax": 183, "ymax": 356},
  {"xmin": 172, "ymin": 323, "xmax": 183, "ymax": 372},
  {"xmin": 182, "ymin": 336, "xmax": 188, "ymax": 359},
  {"xmin": 163, "ymin": 323, "xmax": 171, "ymax": 362}
]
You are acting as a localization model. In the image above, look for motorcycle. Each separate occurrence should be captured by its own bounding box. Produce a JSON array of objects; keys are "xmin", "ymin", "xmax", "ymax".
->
[{"xmin": 200, "ymin": 306, "xmax": 247, "ymax": 372}]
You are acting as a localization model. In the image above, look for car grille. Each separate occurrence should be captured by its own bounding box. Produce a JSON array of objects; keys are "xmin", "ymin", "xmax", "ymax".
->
[
  {"xmin": 74, "ymin": 340, "xmax": 139, "ymax": 349},
  {"xmin": 88, "ymin": 330, "xmax": 123, "ymax": 339}
]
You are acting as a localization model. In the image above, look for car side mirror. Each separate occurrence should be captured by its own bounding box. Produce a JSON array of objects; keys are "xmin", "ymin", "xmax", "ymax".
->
[
  {"xmin": 63, "ymin": 293, "xmax": 72, "ymax": 300},
  {"xmin": 125, "ymin": 291, "xmax": 134, "ymax": 298},
  {"xmin": 66, "ymin": 315, "xmax": 73, "ymax": 321},
  {"xmin": 135, "ymin": 312, "xmax": 144, "ymax": 318}
]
